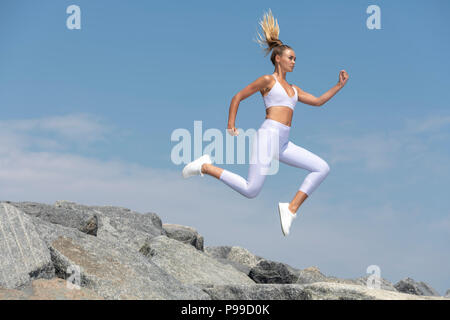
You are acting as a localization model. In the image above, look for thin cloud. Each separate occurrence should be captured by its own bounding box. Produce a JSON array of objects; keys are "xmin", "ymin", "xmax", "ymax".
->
[
  {"xmin": 309, "ymin": 114, "xmax": 450, "ymax": 171},
  {"xmin": 0, "ymin": 113, "xmax": 112, "ymax": 151}
]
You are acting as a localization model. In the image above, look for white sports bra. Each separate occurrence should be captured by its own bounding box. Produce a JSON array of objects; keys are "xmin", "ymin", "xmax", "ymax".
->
[{"xmin": 262, "ymin": 74, "xmax": 298, "ymax": 110}]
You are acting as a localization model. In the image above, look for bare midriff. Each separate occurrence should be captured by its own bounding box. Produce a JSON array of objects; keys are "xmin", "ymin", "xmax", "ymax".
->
[{"xmin": 265, "ymin": 106, "xmax": 293, "ymax": 127}]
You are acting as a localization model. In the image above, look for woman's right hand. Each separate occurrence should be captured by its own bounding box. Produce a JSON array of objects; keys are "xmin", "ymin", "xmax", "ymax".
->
[{"xmin": 227, "ymin": 126, "xmax": 239, "ymax": 136}]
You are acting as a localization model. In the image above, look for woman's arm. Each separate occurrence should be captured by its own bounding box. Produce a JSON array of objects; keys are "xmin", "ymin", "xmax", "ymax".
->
[
  {"xmin": 294, "ymin": 70, "xmax": 349, "ymax": 107},
  {"xmin": 227, "ymin": 75, "xmax": 271, "ymax": 135}
]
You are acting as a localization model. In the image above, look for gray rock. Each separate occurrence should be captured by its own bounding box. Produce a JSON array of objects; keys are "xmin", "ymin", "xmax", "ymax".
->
[
  {"xmin": 0, "ymin": 278, "xmax": 104, "ymax": 300},
  {"xmin": 201, "ymin": 283, "xmax": 312, "ymax": 300},
  {"xmin": 0, "ymin": 203, "xmax": 54, "ymax": 289},
  {"xmin": 162, "ymin": 223, "xmax": 204, "ymax": 251},
  {"xmin": 394, "ymin": 277, "xmax": 440, "ymax": 296},
  {"xmin": 8, "ymin": 201, "xmax": 98, "ymax": 235},
  {"xmin": 445, "ymin": 289, "xmax": 450, "ymax": 298},
  {"xmin": 353, "ymin": 275, "xmax": 398, "ymax": 292},
  {"xmin": 202, "ymin": 281, "xmax": 449, "ymax": 300},
  {"xmin": 141, "ymin": 236, "xmax": 255, "ymax": 286},
  {"xmin": 249, "ymin": 259, "xmax": 299, "ymax": 284},
  {"xmin": 291, "ymin": 266, "xmax": 398, "ymax": 293},
  {"xmin": 205, "ymin": 246, "xmax": 263, "ymax": 272},
  {"xmin": 53, "ymin": 200, "xmax": 166, "ymax": 252},
  {"xmin": 31, "ymin": 217, "xmax": 210, "ymax": 300},
  {"xmin": 212, "ymin": 257, "xmax": 252, "ymax": 275},
  {"xmin": 205, "ymin": 246, "xmax": 232, "ymax": 259},
  {"xmin": 294, "ymin": 266, "xmax": 329, "ymax": 284}
]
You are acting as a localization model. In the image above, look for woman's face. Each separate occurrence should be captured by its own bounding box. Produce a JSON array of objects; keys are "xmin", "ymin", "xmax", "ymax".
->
[{"xmin": 276, "ymin": 49, "xmax": 296, "ymax": 72}]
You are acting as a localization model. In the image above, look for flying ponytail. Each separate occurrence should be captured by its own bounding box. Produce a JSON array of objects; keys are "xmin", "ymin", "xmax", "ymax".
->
[{"xmin": 255, "ymin": 9, "xmax": 292, "ymax": 66}]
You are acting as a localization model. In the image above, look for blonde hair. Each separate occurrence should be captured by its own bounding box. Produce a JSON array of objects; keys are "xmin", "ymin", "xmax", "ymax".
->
[{"xmin": 255, "ymin": 9, "xmax": 292, "ymax": 66}]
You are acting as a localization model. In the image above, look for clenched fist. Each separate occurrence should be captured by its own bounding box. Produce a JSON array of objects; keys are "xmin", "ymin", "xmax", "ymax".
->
[
  {"xmin": 227, "ymin": 127, "xmax": 239, "ymax": 136},
  {"xmin": 338, "ymin": 70, "xmax": 349, "ymax": 87}
]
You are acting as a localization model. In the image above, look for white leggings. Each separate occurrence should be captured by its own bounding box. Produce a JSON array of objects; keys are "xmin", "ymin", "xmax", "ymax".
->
[{"xmin": 219, "ymin": 119, "xmax": 330, "ymax": 198}]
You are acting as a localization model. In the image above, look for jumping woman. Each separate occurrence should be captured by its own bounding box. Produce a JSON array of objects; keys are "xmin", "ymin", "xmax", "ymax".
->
[{"xmin": 182, "ymin": 9, "xmax": 349, "ymax": 236}]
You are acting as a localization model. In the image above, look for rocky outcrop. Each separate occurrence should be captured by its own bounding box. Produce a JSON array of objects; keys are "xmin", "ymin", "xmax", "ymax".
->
[
  {"xmin": 140, "ymin": 236, "xmax": 254, "ymax": 286},
  {"xmin": 162, "ymin": 223, "xmax": 204, "ymax": 251},
  {"xmin": 394, "ymin": 277, "xmax": 441, "ymax": 296},
  {"xmin": 8, "ymin": 201, "xmax": 99, "ymax": 236},
  {"xmin": 0, "ymin": 278, "xmax": 104, "ymax": 300},
  {"xmin": 0, "ymin": 203, "xmax": 54, "ymax": 289},
  {"xmin": 32, "ymin": 216, "xmax": 209, "ymax": 300},
  {"xmin": 202, "ymin": 282, "xmax": 447, "ymax": 300},
  {"xmin": 249, "ymin": 260, "xmax": 299, "ymax": 284},
  {"xmin": 205, "ymin": 246, "xmax": 264, "ymax": 275},
  {"xmin": 1, "ymin": 200, "xmax": 448, "ymax": 300},
  {"xmin": 53, "ymin": 200, "xmax": 166, "ymax": 252}
]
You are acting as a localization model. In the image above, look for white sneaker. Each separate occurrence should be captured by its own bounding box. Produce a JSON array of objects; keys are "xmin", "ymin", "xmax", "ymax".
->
[
  {"xmin": 182, "ymin": 154, "xmax": 212, "ymax": 178},
  {"xmin": 278, "ymin": 203, "xmax": 297, "ymax": 236}
]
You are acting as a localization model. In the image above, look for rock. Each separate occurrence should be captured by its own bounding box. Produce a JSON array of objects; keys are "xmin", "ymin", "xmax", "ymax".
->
[
  {"xmin": 201, "ymin": 283, "xmax": 312, "ymax": 300},
  {"xmin": 249, "ymin": 259, "xmax": 299, "ymax": 284},
  {"xmin": 202, "ymin": 282, "xmax": 449, "ymax": 300},
  {"xmin": 31, "ymin": 217, "xmax": 210, "ymax": 300},
  {"xmin": 212, "ymin": 258, "xmax": 252, "ymax": 275},
  {"xmin": 205, "ymin": 246, "xmax": 263, "ymax": 269},
  {"xmin": 294, "ymin": 266, "xmax": 329, "ymax": 284},
  {"xmin": 394, "ymin": 277, "xmax": 440, "ymax": 296},
  {"xmin": 204, "ymin": 245, "xmax": 264, "ymax": 275},
  {"xmin": 9, "ymin": 201, "xmax": 98, "ymax": 236},
  {"xmin": 0, "ymin": 287, "xmax": 29, "ymax": 300},
  {"xmin": 0, "ymin": 203, "xmax": 54, "ymax": 289},
  {"xmin": 291, "ymin": 266, "xmax": 398, "ymax": 292},
  {"xmin": 292, "ymin": 266, "xmax": 361, "ymax": 286},
  {"xmin": 353, "ymin": 275, "xmax": 398, "ymax": 292},
  {"xmin": 162, "ymin": 223, "xmax": 204, "ymax": 251},
  {"xmin": 53, "ymin": 200, "xmax": 166, "ymax": 252},
  {"xmin": 204, "ymin": 246, "xmax": 232, "ymax": 259},
  {"xmin": 445, "ymin": 289, "xmax": 450, "ymax": 298},
  {"xmin": 140, "ymin": 236, "xmax": 255, "ymax": 286},
  {"xmin": 0, "ymin": 278, "xmax": 104, "ymax": 300}
]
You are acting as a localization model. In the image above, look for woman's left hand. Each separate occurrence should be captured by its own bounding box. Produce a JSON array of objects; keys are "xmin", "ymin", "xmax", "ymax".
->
[{"xmin": 338, "ymin": 70, "xmax": 349, "ymax": 87}]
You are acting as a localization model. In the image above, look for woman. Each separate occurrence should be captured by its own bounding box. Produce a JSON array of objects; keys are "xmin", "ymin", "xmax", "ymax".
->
[{"xmin": 182, "ymin": 9, "xmax": 349, "ymax": 236}]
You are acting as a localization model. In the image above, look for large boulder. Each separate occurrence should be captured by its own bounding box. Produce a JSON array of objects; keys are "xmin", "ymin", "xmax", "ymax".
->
[
  {"xmin": 204, "ymin": 246, "xmax": 264, "ymax": 275},
  {"xmin": 249, "ymin": 259, "xmax": 299, "ymax": 284},
  {"xmin": 292, "ymin": 266, "xmax": 398, "ymax": 292},
  {"xmin": 8, "ymin": 201, "xmax": 98, "ymax": 236},
  {"xmin": 140, "ymin": 236, "xmax": 255, "ymax": 287},
  {"xmin": 294, "ymin": 266, "xmax": 328, "ymax": 284},
  {"xmin": 31, "ymin": 217, "xmax": 210, "ymax": 300},
  {"xmin": 53, "ymin": 200, "xmax": 166, "ymax": 252},
  {"xmin": 0, "ymin": 278, "xmax": 104, "ymax": 300},
  {"xmin": 162, "ymin": 223, "xmax": 204, "ymax": 251},
  {"xmin": 202, "ymin": 282, "xmax": 449, "ymax": 300},
  {"xmin": 353, "ymin": 275, "xmax": 398, "ymax": 292},
  {"xmin": 0, "ymin": 203, "xmax": 54, "ymax": 289},
  {"xmin": 205, "ymin": 246, "xmax": 263, "ymax": 268},
  {"xmin": 394, "ymin": 277, "xmax": 441, "ymax": 296}
]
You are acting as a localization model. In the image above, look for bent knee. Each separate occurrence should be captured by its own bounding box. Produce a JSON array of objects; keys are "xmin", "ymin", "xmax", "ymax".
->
[
  {"xmin": 319, "ymin": 161, "xmax": 330, "ymax": 175},
  {"xmin": 245, "ymin": 187, "xmax": 262, "ymax": 199}
]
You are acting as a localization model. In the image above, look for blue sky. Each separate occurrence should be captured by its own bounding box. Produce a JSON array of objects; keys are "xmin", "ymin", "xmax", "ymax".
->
[{"xmin": 1, "ymin": 0, "xmax": 449, "ymax": 295}]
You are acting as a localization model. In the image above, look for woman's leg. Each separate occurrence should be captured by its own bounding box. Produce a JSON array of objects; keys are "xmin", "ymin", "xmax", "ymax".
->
[
  {"xmin": 202, "ymin": 127, "xmax": 275, "ymax": 199},
  {"xmin": 278, "ymin": 141, "xmax": 330, "ymax": 213}
]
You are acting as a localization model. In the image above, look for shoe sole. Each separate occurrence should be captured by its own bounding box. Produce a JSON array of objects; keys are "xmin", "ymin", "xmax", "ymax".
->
[{"xmin": 278, "ymin": 203, "xmax": 288, "ymax": 236}]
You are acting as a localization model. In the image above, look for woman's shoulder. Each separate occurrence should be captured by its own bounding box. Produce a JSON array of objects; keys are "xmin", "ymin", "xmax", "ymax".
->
[{"xmin": 258, "ymin": 74, "xmax": 275, "ymax": 86}]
